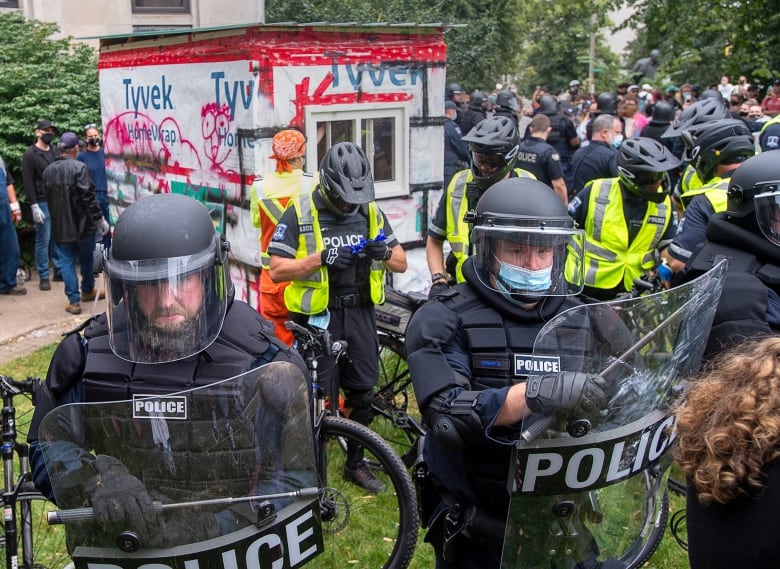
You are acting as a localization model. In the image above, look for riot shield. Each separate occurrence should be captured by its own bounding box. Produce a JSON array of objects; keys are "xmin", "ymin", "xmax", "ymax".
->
[
  {"xmin": 503, "ymin": 261, "xmax": 727, "ymax": 569},
  {"xmin": 38, "ymin": 361, "xmax": 322, "ymax": 569}
]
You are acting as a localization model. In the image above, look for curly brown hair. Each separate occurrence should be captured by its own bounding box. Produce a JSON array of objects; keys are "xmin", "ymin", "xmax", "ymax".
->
[{"xmin": 673, "ymin": 337, "xmax": 780, "ymax": 505}]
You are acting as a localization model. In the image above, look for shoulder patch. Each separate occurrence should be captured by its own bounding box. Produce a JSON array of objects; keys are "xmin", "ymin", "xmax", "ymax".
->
[
  {"xmin": 551, "ymin": 152, "xmax": 561, "ymax": 162},
  {"xmin": 272, "ymin": 223, "xmax": 287, "ymax": 241}
]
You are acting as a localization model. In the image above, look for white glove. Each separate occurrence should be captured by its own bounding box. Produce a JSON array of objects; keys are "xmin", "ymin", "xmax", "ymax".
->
[
  {"xmin": 97, "ymin": 217, "xmax": 110, "ymax": 237},
  {"xmin": 31, "ymin": 203, "xmax": 45, "ymax": 225}
]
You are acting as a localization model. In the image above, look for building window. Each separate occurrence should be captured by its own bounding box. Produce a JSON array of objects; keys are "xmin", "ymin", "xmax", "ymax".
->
[
  {"xmin": 0, "ymin": 0, "xmax": 20, "ymax": 7},
  {"xmin": 308, "ymin": 104, "xmax": 409, "ymax": 199},
  {"xmin": 132, "ymin": 0, "xmax": 190, "ymax": 14}
]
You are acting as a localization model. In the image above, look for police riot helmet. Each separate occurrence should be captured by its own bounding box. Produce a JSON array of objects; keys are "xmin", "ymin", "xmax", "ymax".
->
[
  {"xmin": 469, "ymin": 178, "xmax": 585, "ymax": 299},
  {"xmin": 461, "ymin": 116, "xmax": 520, "ymax": 190},
  {"xmin": 651, "ymin": 101, "xmax": 676, "ymax": 123},
  {"xmin": 617, "ymin": 138, "xmax": 682, "ymax": 203},
  {"xmin": 495, "ymin": 90, "xmax": 519, "ymax": 111},
  {"xmin": 446, "ymin": 82, "xmax": 465, "ymax": 100},
  {"xmin": 103, "ymin": 193, "xmax": 231, "ymax": 364},
  {"xmin": 684, "ymin": 119, "xmax": 754, "ymax": 184},
  {"xmin": 470, "ymin": 90, "xmax": 486, "ymax": 107},
  {"xmin": 596, "ymin": 91, "xmax": 619, "ymax": 114},
  {"xmin": 727, "ymin": 152, "xmax": 780, "ymax": 245},
  {"xmin": 538, "ymin": 95, "xmax": 560, "ymax": 116},
  {"xmin": 319, "ymin": 142, "xmax": 375, "ymax": 218},
  {"xmin": 662, "ymin": 98, "xmax": 729, "ymax": 138}
]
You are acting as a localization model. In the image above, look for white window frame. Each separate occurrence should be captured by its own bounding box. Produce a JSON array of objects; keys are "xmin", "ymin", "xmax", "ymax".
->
[{"xmin": 305, "ymin": 103, "xmax": 410, "ymax": 199}]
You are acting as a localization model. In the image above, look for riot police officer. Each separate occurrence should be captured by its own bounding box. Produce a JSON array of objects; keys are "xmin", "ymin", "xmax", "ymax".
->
[
  {"xmin": 426, "ymin": 116, "xmax": 535, "ymax": 292},
  {"xmin": 537, "ymin": 94, "xmax": 580, "ymax": 197},
  {"xmin": 569, "ymin": 137, "xmax": 681, "ymax": 300},
  {"xmin": 27, "ymin": 193, "xmax": 307, "ymax": 543},
  {"xmin": 408, "ymin": 178, "xmax": 614, "ymax": 569},
  {"xmin": 676, "ymin": 151, "xmax": 780, "ymax": 357},
  {"xmin": 268, "ymin": 142, "xmax": 407, "ymax": 492},
  {"xmin": 460, "ymin": 90, "xmax": 488, "ymax": 136}
]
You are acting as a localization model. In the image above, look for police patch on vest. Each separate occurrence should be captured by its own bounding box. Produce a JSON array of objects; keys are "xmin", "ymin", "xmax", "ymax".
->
[
  {"xmin": 133, "ymin": 394, "xmax": 188, "ymax": 420},
  {"xmin": 514, "ymin": 354, "xmax": 561, "ymax": 375},
  {"xmin": 272, "ymin": 223, "xmax": 288, "ymax": 241},
  {"xmin": 646, "ymin": 215, "xmax": 666, "ymax": 225},
  {"xmin": 299, "ymin": 223, "xmax": 314, "ymax": 234}
]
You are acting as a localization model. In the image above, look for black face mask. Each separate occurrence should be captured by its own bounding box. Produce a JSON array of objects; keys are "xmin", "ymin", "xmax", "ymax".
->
[
  {"xmin": 40, "ymin": 133, "xmax": 55, "ymax": 145},
  {"xmin": 87, "ymin": 137, "xmax": 100, "ymax": 147}
]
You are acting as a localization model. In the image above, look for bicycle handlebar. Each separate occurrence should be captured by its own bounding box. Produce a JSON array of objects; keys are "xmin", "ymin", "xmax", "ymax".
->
[{"xmin": 0, "ymin": 375, "xmax": 41, "ymax": 402}]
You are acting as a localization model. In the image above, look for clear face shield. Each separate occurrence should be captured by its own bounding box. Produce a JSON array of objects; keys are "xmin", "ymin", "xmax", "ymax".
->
[
  {"xmin": 103, "ymin": 240, "xmax": 228, "ymax": 364},
  {"xmin": 754, "ymin": 189, "xmax": 780, "ymax": 247},
  {"xmin": 471, "ymin": 224, "xmax": 585, "ymax": 299}
]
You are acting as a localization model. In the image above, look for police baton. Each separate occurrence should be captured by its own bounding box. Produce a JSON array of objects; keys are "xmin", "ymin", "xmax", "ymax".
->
[
  {"xmin": 47, "ymin": 486, "xmax": 320, "ymax": 525},
  {"xmin": 519, "ymin": 296, "xmax": 696, "ymax": 443}
]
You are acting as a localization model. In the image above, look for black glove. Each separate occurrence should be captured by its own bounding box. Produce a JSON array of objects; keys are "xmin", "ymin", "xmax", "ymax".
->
[
  {"xmin": 364, "ymin": 240, "xmax": 392, "ymax": 261},
  {"xmin": 525, "ymin": 372, "xmax": 609, "ymax": 416},
  {"xmin": 320, "ymin": 246, "xmax": 356, "ymax": 269},
  {"xmin": 428, "ymin": 281, "xmax": 450, "ymax": 300},
  {"xmin": 87, "ymin": 455, "xmax": 158, "ymax": 537}
]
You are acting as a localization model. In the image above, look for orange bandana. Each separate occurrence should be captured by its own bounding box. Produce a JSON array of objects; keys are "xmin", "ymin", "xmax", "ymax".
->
[{"xmin": 269, "ymin": 130, "xmax": 306, "ymax": 173}]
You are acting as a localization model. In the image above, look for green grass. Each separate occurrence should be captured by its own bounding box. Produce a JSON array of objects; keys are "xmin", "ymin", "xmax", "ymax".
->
[
  {"xmin": 2, "ymin": 343, "xmax": 691, "ymax": 569},
  {"xmin": 0, "ymin": 343, "xmax": 69, "ymax": 569}
]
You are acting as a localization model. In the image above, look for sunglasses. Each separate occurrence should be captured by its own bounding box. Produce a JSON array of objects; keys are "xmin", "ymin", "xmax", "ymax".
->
[{"xmin": 84, "ymin": 123, "xmax": 99, "ymax": 130}]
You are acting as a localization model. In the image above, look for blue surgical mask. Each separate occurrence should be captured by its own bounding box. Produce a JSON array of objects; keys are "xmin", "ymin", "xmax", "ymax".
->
[
  {"xmin": 611, "ymin": 134, "xmax": 624, "ymax": 149},
  {"xmin": 495, "ymin": 257, "xmax": 552, "ymax": 294}
]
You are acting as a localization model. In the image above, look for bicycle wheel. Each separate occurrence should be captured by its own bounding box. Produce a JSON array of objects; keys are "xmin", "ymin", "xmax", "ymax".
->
[
  {"xmin": 0, "ymin": 491, "xmax": 70, "ymax": 569},
  {"xmin": 312, "ymin": 415, "xmax": 419, "ymax": 569},
  {"xmin": 616, "ymin": 472, "xmax": 670, "ymax": 569},
  {"xmin": 371, "ymin": 332, "xmax": 424, "ymax": 467}
]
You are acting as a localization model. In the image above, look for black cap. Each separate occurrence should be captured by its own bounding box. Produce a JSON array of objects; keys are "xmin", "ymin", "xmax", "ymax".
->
[{"xmin": 36, "ymin": 119, "xmax": 57, "ymax": 132}]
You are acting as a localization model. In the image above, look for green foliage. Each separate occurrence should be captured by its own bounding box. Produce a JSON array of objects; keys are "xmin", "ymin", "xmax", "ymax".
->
[
  {"xmin": 0, "ymin": 11, "xmax": 100, "ymax": 196},
  {"xmin": 622, "ymin": 0, "xmax": 780, "ymax": 92},
  {"xmin": 265, "ymin": 0, "xmax": 525, "ymax": 92}
]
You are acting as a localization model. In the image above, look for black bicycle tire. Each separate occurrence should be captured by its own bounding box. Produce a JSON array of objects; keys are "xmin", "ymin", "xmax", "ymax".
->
[
  {"xmin": 314, "ymin": 415, "xmax": 419, "ymax": 569},
  {"xmin": 372, "ymin": 332, "xmax": 424, "ymax": 468},
  {"xmin": 0, "ymin": 491, "xmax": 70, "ymax": 569},
  {"xmin": 616, "ymin": 486, "xmax": 669, "ymax": 569}
]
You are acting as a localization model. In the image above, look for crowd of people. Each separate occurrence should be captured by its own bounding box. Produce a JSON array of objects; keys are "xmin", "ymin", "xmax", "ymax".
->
[{"xmin": 3, "ymin": 70, "xmax": 779, "ymax": 569}]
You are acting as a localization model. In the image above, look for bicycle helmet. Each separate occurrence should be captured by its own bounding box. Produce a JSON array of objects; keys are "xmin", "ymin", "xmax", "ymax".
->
[
  {"xmin": 662, "ymin": 98, "xmax": 729, "ymax": 138},
  {"xmin": 319, "ymin": 142, "xmax": 375, "ymax": 218},
  {"xmin": 104, "ymin": 193, "xmax": 231, "ymax": 364},
  {"xmin": 468, "ymin": 178, "xmax": 585, "ymax": 299},
  {"xmin": 727, "ymin": 152, "xmax": 780, "ymax": 245},
  {"xmin": 698, "ymin": 89, "xmax": 723, "ymax": 101},
  {"xmin": 684, "ymin": 119, "xmax": 754, "ymax": 184},
  {"xmin": 538, "ymin": 95, "xmax": 560, "ymax": 116},
  {"xmin": 617, "ymin": 138, "xmax": 682, "ymax": 203},
  {"xmin": 651, "ymin": 101, "xmax": 676, "ymax": 123},
  {"xmin": 461, "ymin": 116, "xmax": 520, "ymax": 189}
]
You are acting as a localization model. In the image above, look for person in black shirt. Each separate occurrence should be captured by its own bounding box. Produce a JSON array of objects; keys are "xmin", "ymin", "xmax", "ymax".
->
[{"xmin": 514, "ymin": 114, "xmax": 567, "ymax": 204}]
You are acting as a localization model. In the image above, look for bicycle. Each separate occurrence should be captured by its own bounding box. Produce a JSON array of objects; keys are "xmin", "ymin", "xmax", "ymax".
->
[
  {"xmin": 285, "ymin": 320, "xmax": 420, "ymax": 569},
  {"xmin": 373, "ymin": 287, "xmax": 427, "ymax": 467},
  {"xmin": 0, "ymin": 375, "xmax": 69, "ymax": 569}
]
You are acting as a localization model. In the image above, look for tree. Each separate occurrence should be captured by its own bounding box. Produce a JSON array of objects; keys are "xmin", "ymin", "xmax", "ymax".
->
[
  {"xmin": 264, "ymin": 0, "xmax": 525, "ymax": 92},
  {"xmin": 620, "ymin": 0, "xmax": 779, "ymax": 92},
  {"xmin": 0, "ymin": 12, "xmax": 100, "ymax": 196}
]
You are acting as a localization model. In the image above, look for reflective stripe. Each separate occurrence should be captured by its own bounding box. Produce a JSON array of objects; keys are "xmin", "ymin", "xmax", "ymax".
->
[{"xmin": 259, "ymin": 175, "xmax": 315, "ymax": 268}]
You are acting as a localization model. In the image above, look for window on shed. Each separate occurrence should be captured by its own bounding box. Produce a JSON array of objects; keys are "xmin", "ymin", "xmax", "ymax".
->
[
  {"xmin": 308, "ymin": 104, "xmax": 409, "ymax": 199},
  {"xmin": 132, "ymin": 0, "xmax": 190, "ymax": 13}
]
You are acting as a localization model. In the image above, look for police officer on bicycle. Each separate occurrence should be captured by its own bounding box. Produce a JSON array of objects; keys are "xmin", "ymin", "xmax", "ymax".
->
[
  {"xmin": 407, "ymin": 178, "xmax": 617, "ymax": 568},
  {"xmin": 267, "ymin": 142, "xmax": 407, "ymax": 493}
]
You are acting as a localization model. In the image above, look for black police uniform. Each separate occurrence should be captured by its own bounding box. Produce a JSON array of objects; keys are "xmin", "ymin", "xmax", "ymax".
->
[
  {"xmin": 460, "ymin": 103, "xmax": 487, "ymax": 138},
  {"xmin": 571, "ymin": 141, "xmax": 618, "ymax": 195},
  {"xmin": 267, "ymin": 190, "xmax": 399, "ymax": 393},
  {"xmin": 676, "ymin": 213, "xmax": 780, "ymax": 358},
  {"xmin": 514, "ymin": 136, "xmax": 564, "ymax": 186},
  {"xmin": 407, "ymin": 258, "xmax": 629, "ymax": 568},
  {"xmin": 544, "ymin": 114, "xmax": 579, "ymax": 193}
]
